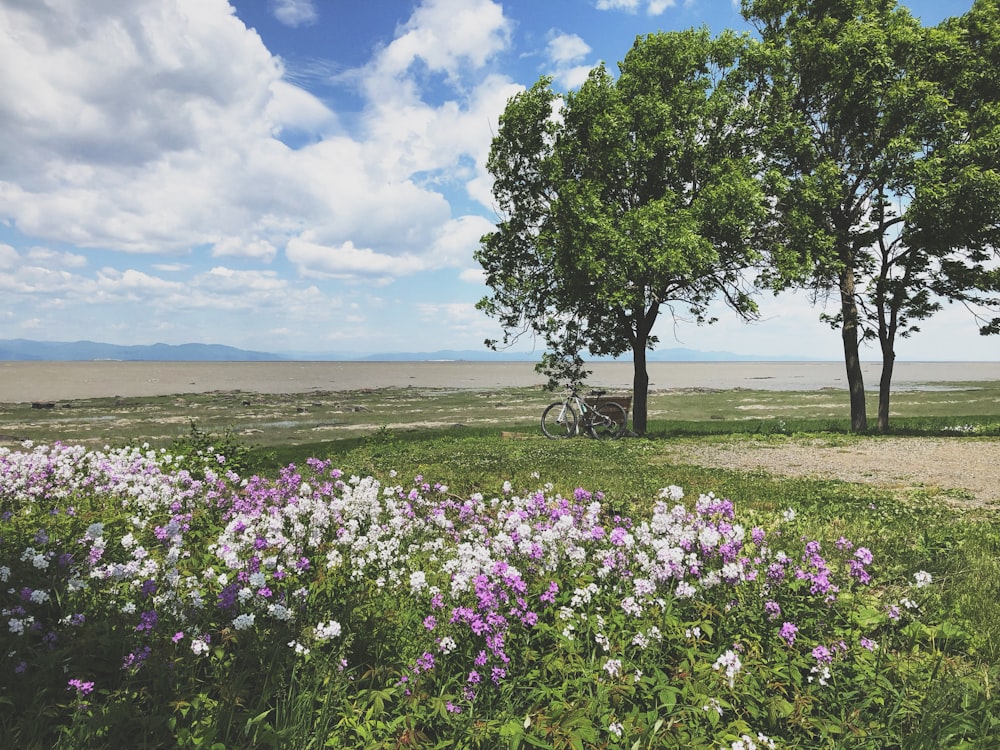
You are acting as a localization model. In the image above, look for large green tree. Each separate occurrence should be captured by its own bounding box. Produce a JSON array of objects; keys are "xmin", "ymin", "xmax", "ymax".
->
[
  {"xmin": 476, "ymin": 29, "xmax": 764, "ymax": 434},
  {"xmin": 743, "ymin": 0, "xmax": 1000, "ymax": 432}
]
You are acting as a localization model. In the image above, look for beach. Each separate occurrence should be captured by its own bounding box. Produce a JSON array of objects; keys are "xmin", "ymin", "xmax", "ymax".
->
[{"xmin": 1, "ymin": 360, "xmax": 998, "ymax": 402}]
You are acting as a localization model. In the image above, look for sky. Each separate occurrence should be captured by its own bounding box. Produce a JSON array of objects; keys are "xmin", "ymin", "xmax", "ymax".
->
[{"xmin": 1, "ymin": 0, "xmax": 993, "ymax": 361}]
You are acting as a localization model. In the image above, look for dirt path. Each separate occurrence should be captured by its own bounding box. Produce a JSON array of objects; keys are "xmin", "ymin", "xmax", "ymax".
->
[{"xmin": 665, "ymin": 436, "xmax": 1000, "ymax": 509}]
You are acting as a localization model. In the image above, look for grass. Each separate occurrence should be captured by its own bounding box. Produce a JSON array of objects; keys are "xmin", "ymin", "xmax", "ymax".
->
[
  {"xmin": 2, "ymin": 383, "xmax": 1000, "ymax": 747},
  {"xmin": 4, "ymin": 380, "xmax": 1000, "ymax": 450}
]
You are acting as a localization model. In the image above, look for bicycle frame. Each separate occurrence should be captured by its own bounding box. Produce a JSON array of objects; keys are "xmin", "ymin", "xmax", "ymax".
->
[{"xmin": 541, "ymin": 386, "xmax": 627, "ymax": 439}]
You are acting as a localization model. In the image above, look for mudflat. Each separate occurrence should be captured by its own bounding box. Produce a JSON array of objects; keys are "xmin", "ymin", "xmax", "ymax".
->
[{"xmin": 1, "ymin": 360, "xmax": 999, "ymax": 402}]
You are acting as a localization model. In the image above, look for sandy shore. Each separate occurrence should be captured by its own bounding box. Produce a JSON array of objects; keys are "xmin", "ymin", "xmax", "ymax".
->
[{"xmin": 0, "ymin": 360, "xmax": 997, "ymax": 402}]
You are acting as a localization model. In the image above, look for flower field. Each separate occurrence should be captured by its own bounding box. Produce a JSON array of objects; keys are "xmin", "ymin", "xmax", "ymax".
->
[{"xmin": 0, "ymin": 439, "xmax": 995, "ymax": 748}]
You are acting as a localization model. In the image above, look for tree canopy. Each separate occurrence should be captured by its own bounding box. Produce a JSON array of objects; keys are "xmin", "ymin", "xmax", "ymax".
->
[
  {"xmin": 742, "ymin": 0, "xmax": 1000, "ymax": 431},
  {"xmin": 476, "ymin": 29, "xmax": 765, "ymax": 434}
]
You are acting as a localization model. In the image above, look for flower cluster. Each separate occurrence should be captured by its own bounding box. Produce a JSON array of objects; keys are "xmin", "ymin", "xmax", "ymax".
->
[{"xmin": 0, "ymin": 442, "xmax": 932, "ymax": 745}]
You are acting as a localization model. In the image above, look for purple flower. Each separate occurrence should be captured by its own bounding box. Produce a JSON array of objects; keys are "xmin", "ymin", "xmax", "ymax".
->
[
  {"xmin": 68, "ymin": 678, "xmax": 95, "ymax": 696},
  {"xmin": 779, "ymin": 622, "xmax": 798, "ymax": 646},
  {"xmin": 423, "ymin": 615, "xmax": 437, "ymax": 631},
  {"xmin": 812, "ymin": 645, "xmax": 833, "ymax": 664},
  {"xmin": 135, "ymin": 610, "xmax": 158, "ymax": 632}
]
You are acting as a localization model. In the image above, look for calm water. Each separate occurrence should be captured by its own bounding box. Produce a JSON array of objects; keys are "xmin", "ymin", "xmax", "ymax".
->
[{"xmin": 1, "ymin": 360, "xmax": 998, "ymax": 402}]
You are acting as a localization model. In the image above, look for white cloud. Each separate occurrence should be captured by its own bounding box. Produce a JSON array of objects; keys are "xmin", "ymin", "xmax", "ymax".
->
[
  {"xmin": 545, "ymin": 32, "xmax": 598, "ymax": 89},
  {"xmin": 0, "ymin": 0, "xmax": 532, "ymax": 353},
  {"xmin": 0, "ymin": 0, "xmax": 517, "ymax": 286},
  {"xmin": 373, "ymin": 0, "xmax": 512, "ymax": 80},
  {"xmin": 460, "ymin": 268, "xmax": 486, "ymax": 284},
  {"xmin": 547, "ymin": 32, "xmax": 591, "ymax": 65},
  {"xmin": 431, "ymin": 216, "xmax": 496, "ymax": 266},
  {"xmin": 25, "ymin": 247, "xmax": 88, "ymax": 269},
  {"xmin": 211, "ymin": 237, "xmax": 278, "ymax": 261},
  {"xmin": 596, "ymin": 0, "xmax": 641, "ymax": 11},
  {"xmin": 286, "ymin": 237, "xmax": 428, "ymax": 282},
  {"xmin": 265, "ymin": 80, "xmax": 338, "ymax": 134},
  {"xmin": 0, "ymin": 244, "xmax": 20, "ymax": 270},
  {"xmin": 271, "ymin": 0, "xmax": 318, "ymax": 28},
  {"xmin": 415, "ymin": 301, "xmax": 496, "ymax": 338},
  {"xmin": 595, "ymin": 0, "xmax": 675, "ymax": 14}
]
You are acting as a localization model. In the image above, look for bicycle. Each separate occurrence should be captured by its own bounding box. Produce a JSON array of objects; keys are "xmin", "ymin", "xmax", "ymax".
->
[{"xmin": 541, "ymin": 386, "xmax": 628, "ymax": 439}]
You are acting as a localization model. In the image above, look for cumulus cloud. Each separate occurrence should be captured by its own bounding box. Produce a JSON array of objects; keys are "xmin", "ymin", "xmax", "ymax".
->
[
  {"xmin": 459, "ymin": 268, "xmax": 486, "ymax": 284},
  {"xmin": 271, "ymin": 0, "xmax": 318, "ymax": 27},
  {"xmin": 372, "ymin": 0, "xmax": 513, "ymax": 80},
  {"xmin": 0, "ymin": 0, "xmax": 513, "ymax": 275},
  {"xmin": 0, "ymin": 0, "xmax": 524, "ymax": 350},
  {"xmin": 595, "ymin": 0, "xmax": 675, "ymax": 13},
  {"xmin": 544, "ymin": 31, "xmax": 597, "ymax": 90},
  {"xmin": 547, "ymin": 32, "xmax": 591, "ymax": 65}
]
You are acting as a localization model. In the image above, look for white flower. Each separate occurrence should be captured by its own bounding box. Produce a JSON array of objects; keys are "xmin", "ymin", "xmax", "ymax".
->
[
  {"xmin": 713, "ymin": 649, "xmax": 742, "ymax": 689},
  {"xmin": 0, "ymin": 566, "xmax": 9, "ymax": 583},
  {"xmin": 658, "ymin": 485, "xmax": 685, "ymax": 500},
  {"xmin": 439, "ymin": 637, "xmax": 457, "ymax": 654},
  {"xmin": 782, "ymin": 508, "xmax": 796, "ymax": 522},
  {"xmin": 608, "ymin": 721, "xmax": 624, "ymax": 738},
  {"xmin": 191, "ymin": 637, "xmax": 210, "ymax": 657},
  {"xmin": 315, "ymin": 619, "xmax": 342, "ymax": 640},
  {"xmin": 289, "ymin": 640, "xmax": 310, "ymax": 655},
  {"xmin": 913, "ymin": 570, "xmax": 933, "ymax": 588},
  {"xmin": 267, "ymin": 604, "xmax": 294, "ymax": 621},
  {"xmin": 409, "ymin": 570, "xmax": 427, "ymax": 593},
  {"xmin": 232, "ymin": 613, "xmax": 255, "ymax": 630},
  {"xmin": 603, "ymin": 659, "xmax": 622, "ymax": 679},
  {"xmin": 675, "ymin": 581, "xmax": 697, "ymax": 598},
  {"xmin": 29, "ymin": 589, "xmax": 49, "ymax": 604},
  {"xmin": 703, "ymin": 697, "xmax": 723, "ymax": 716}
]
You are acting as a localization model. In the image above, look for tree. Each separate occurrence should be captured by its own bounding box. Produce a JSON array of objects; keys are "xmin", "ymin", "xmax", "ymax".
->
[
  {"xmin": 476, "ymin": 29, "xmax": 765, "ymax": 434},
  {"xmin": 743, "ymin": 0, "xmax": 1000, "ymax": 432}
]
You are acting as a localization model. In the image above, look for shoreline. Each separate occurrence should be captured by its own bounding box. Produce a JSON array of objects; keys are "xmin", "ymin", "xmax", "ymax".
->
[{"xmin": 1, "ymin": 360, "xmax": 998, "ymax": 402}]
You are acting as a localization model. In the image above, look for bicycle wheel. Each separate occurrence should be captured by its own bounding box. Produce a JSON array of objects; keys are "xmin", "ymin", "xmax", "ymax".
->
[
  {"xmin": 541, "ymin": 402, "xmax": 577, "ymax": 438},
  {"xmin": 588, "ymin": 401, "xmax": 628, "ymax": 439}
]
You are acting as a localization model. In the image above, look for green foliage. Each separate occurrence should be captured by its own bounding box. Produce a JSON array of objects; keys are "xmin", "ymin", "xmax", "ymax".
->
[
  {"xmin": 742, "ymin": 0, "xmax": 1000, "ymax": 432},
  {"xmin": 477, "ymin": 29, "xmax": 764, "ymax": 434},
  {"xmin": 5, "ymin": 389, "xmax": 1000, "ymax": 748},
  {"xmin": 169, "ymin": 420, "xmax": 263, "ymax": 479}
]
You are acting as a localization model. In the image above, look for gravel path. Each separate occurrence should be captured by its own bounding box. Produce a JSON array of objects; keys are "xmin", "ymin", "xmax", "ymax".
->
[{"xmin": 665, "ymin": 436, "xmax": 1000, "ymax": 509}]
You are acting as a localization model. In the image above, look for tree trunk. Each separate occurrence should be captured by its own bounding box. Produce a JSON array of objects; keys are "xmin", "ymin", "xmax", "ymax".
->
[
  {"xmin": 840, "ymin": 265, "xmax": 868, "ymax": 432},
  {"xmin": 632, "ymin": 342, "xmax": 649, "ymax": 435},
  {"xmin": 630, "ymin": 303, "xmax": 658, "ymax": 435},
  {"xmin": 878, "ymin": 343, "xmax": 895, "ymax": 433}
]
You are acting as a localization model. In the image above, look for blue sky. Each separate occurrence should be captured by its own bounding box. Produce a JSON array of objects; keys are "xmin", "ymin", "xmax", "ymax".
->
[{"xmin": 1, "ymin": 0, "xmax": 991, "ymax": 360}]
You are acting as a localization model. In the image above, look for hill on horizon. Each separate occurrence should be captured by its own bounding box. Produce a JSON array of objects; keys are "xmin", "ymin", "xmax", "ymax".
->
[
  {"xmin": 0, "ymin": 338, "xmax": 798, "ymax": 363},
  {"xmin": 0, "ymin": 339, "xmax": 282, "ymax": 362}
]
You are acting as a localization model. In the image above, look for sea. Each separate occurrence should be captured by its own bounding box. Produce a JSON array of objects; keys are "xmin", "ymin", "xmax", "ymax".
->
[{"xmin": 1, "ymin": 360, "xmax": 998, "ymax": 402}]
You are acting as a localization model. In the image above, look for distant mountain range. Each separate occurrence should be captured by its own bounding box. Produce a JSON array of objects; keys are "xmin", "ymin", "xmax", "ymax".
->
[
  {"xmin": 0, "ymin": 339, "xmax": 795, "ymax": 363},
  {"xmin": 0, "ymin": 339, "xmax": 282, "ymax": 362}
]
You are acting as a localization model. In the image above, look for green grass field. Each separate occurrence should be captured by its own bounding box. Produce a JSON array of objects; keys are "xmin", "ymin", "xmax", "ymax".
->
[{"xmin": 2, "ymin": 383, "xmax": 999, "ymax": 747}]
